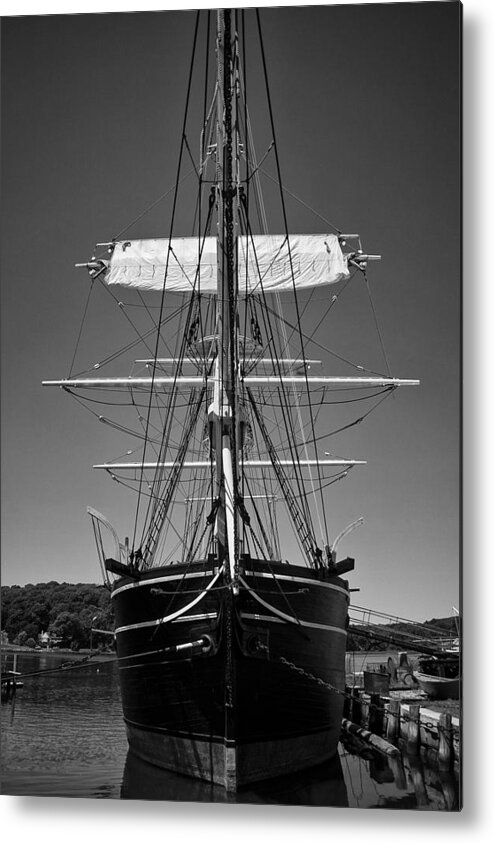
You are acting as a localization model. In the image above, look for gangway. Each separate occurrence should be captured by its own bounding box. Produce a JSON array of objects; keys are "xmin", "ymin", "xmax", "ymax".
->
[{"xmin": 348, "ymin": 605, "xmax": 460, "ymax": 656}]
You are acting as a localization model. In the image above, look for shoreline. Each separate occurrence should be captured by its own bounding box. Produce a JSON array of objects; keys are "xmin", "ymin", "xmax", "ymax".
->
[{"xmin": 1, "ymin": 644, "xmax": 115, "ymax": 658}]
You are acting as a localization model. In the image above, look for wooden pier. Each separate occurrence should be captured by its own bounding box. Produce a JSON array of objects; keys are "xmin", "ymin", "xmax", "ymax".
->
[
  {"xmin": 342, "ymin": 685, "xmax": 460, "ymax": 770},
  {"xmin": 1, "ymin": 670, "xmax": 23, "ymax": 701}
]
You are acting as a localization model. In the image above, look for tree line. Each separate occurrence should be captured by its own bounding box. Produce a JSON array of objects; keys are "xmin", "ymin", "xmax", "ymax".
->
[
  {"xmin": 1, "ymin": 581, "xmax": 459, "ymax": 653},
  {"xmin": 1, "ymin": 582, "xmax": 114, "ymax": 651}
]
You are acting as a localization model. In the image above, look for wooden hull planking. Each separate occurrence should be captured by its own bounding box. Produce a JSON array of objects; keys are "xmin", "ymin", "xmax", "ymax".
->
[{"xmin": 111, "ymin": 558, "xmax": 349, "ymax": 789}]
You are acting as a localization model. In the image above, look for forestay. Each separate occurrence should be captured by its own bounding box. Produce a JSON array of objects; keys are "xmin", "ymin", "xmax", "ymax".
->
[{"xmin": 104, "ymin": 233, "xmax": 350, "ymax": 293}]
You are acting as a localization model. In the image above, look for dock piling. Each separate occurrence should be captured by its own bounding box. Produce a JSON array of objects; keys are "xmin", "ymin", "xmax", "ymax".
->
[
  {"xmin": 369, "ymin": 692, "xmax": 383, "ymax": 734},
  {"xmin": 437, "ymin": 712, "xmax": 453, "ymax": 770},
  {"xmin": 351, "ymin": 687, "xmax": 362, "ymax": 725},
  {"xmin": 388, "ymin": 753, "xmax": 407, "ymax": 790},
  {"xmin": 386, "ymin": 698, "xmax": 400, "ymax": 742},
  {"xmin": 408, "ymin": 755, "xmax": 430, "ymax": 809},
  {"xmin": 406, "ymin": 704, "xmax": 421, "ymax": 755},
  {"xmin": 440, "ymin": 769, "xmax": 458, "ymax": 810}
]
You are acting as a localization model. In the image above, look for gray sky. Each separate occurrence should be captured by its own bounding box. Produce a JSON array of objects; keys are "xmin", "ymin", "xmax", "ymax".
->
[{"xmin": 1, "ymin": 2, "xmax": 461, "ymax": 622}]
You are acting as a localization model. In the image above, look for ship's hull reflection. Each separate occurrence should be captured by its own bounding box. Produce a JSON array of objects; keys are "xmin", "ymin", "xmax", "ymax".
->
[{"xmin": 121, "ymin": 749, "xmax": 349, "ymax": 806}]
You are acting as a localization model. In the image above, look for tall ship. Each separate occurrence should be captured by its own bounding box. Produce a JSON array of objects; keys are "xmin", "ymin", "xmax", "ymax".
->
[{"xmin": 43, "ymin": 9, "xmax": 418, "ymax": 790}]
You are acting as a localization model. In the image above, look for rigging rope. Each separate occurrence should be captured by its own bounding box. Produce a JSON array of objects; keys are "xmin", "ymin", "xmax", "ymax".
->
[
  {"xmin": 132, "ymin": 10, "xmax": 201, "ymax": 556},
  {"xmin": 68, "ymin": 277, "xmax": 95, "ymax": 378},
  {"xmin": 138, "ymin": 193, "xmax": 216, "ymax": 563},
  {"xmin": 238, "ymin": 200, "xmax": 316, "ymax": 538},
  {"xmin": 67, "ymin": 9, "xmax": 396, "ymax": 574},
  {"xmin": 261, "ymin": 298, "xmax": 390, "ymax": 377},
  {"xmin": 258, "ymin": 166, "xmax": 342, "ymax": 235},
  {"xmin": 363, "ymin": 269, "xmax": 393, "ymax": 377},
  {"xmin": 110, "ymin": 168, "xmax": 196, "ymax": 242},
  {"xmin": 69, "ymin": 294, "xmax": 190, "ymax": 379}
]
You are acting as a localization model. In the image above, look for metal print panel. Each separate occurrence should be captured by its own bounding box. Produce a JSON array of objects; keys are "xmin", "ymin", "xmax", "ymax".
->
[{"xmin": 1, "ymin": 1, "xmax": 461, "ymax": 812}]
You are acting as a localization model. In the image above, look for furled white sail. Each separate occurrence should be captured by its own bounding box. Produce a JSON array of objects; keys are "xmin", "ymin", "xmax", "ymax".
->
[{"xmin": 104, "ymin": 233, "xmax": 350, "ymax": 293}]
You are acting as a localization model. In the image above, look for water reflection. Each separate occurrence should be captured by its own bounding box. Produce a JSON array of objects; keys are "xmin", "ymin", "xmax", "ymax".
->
[
  {"xmin": 1, "ymin": 652, "xmax": 460, "ymax": 808},
  {"xmin": 121, "ymin": 740, "xmax": 458, "ymax": 810},
  {"xmin": 121, "ymin": 751, "xmax": 349, "ymax": 806},
  {"xmin": 1, "ymin": 651, "xmax": 128, "ymax": 799},
  {"xmin": 339, "ymin": 735, "xmax": 460, "ymax": 811}
]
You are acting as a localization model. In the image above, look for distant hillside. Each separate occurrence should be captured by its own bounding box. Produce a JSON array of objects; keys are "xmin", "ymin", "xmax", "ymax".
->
[
  {"xmin": 2, "ymin": 581, "xmax": 460, "ymax": 654},
  {"xmin": 424, "ymin": 616, "xmax": 461, "ymax": 633},
  {"xmin": 1, "ymin": 582, "xmax": 113, "ymax": 650}
]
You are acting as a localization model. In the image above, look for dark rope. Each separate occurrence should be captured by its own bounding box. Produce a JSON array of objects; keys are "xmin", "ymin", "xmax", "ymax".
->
[
  {"xmin": 132, "ymin": 10, "xmax": 201, "ymax": 554},
  {"xmin": 68, "ymin": 278, "xmax": 95, "ymax": 378}
]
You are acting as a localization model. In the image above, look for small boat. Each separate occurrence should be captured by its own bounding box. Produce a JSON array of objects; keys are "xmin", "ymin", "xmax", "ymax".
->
[
  {"xmin": 414, "ymin": 656, "xmax": 460, "ymax": 700},
  {"xmin": 414, "ymin": 673, "xmax": 460, "ymax": 701},
  {"xmin": 1, "ymin": 670, "xmax": 24, "ymax": 701},
  {"xmin": 1, "ymin": 669, "xmax": 22, "ymax": 683},
  {"xmin": 43, "ymin": 8, "xmax": 419, "ymax": 790}
]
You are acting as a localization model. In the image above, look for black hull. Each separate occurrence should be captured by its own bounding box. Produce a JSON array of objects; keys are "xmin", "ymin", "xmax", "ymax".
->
[{"xmin": 111, "ymin": 558, "xmax": 349, "ymax": 790}]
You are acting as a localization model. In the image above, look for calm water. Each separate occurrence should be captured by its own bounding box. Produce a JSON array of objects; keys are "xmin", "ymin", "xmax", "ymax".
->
[{"xmin": 1, "ymin": 652, "xmax": 459, "ymax": 808}]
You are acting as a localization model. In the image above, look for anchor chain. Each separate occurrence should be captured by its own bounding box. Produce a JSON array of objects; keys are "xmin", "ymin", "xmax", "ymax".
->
[{"xmin": 278, "ymin": 655, "xmax": 443, "ymax": 733}]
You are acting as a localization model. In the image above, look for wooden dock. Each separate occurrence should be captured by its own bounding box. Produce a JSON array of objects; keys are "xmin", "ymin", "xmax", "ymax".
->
[{"xmin": 342, "ymin": 684, "xmax": 460, "ymax": 770}]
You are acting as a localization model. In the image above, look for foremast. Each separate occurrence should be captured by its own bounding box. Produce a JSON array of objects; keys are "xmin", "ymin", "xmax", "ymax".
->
[
  {"xmin": 41, "ymin": 8, "xmax": 421, "ymax": 588},
  {"xmin": 210, "ymin": 8, "xmax": 241, "ymax": 595}
]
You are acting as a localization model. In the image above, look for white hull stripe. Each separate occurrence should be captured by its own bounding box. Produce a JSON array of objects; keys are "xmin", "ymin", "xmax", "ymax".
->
[
  {"xmin": 115, "ymin": 570, "xmax": 222, "ymax": 634},
  {"xmin": 240, "ymin": 612, "xmax": 286, "ymax": 623},
  {"xmin": 172, "ymin": 612, "xmax": 218, "ymax": 624},
  {"xmin": 111, "ymin": 567, "xmax": 349, "ymax": 601},
  {"xmin": 111, "ymin": 568, "xmax": 218, "ymax": 599},
  {"xmin": 240, "ymin": 612, "xmax": 285, "ymax": 625},
  {"xmin": 238, "ymin": 577, "xmax": 347, "ymax": 635},
  {"xmin": 241, "ymin": 611, "xmax": 346, "ymax": 634},
  {"xmin": 243, "ymin": 570, "xmax": 349, "ymax": 599}
]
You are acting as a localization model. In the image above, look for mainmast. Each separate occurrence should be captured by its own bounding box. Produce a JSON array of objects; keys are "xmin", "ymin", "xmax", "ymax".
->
[
  {"xmin": 41, "ymin": 9, "xmax": 421, "ymax": 583},
  {"xmin": 210, "ymin": 8, "xmax": 240, "ymax": 592}
]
